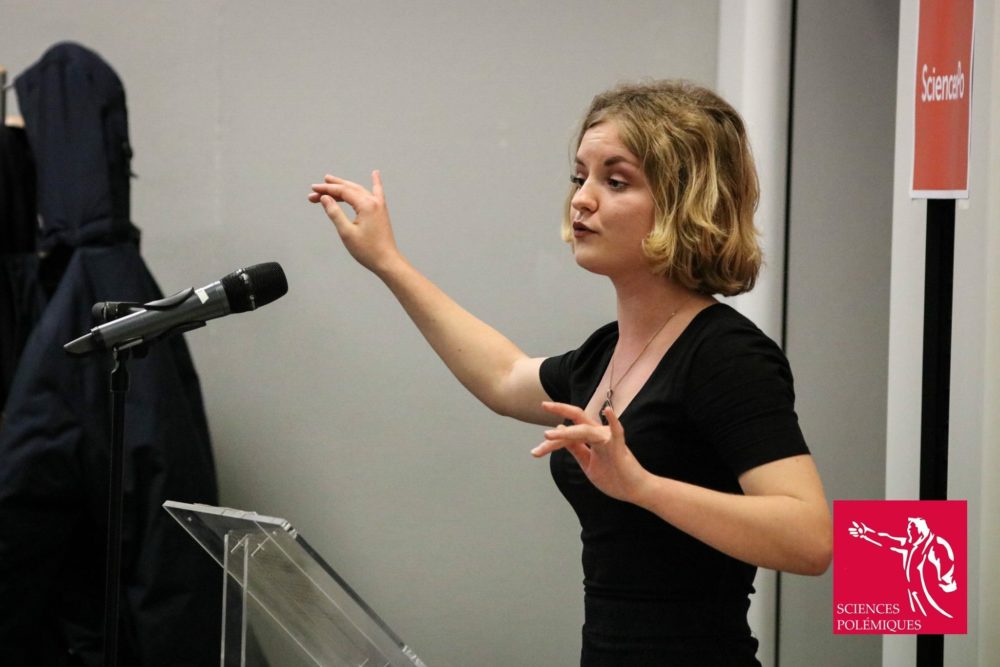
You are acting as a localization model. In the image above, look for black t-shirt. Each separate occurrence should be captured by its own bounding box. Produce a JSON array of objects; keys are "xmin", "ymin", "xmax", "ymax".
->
[{"xmin": 539, "ymin": 303, "xmax": 808, "ymax": 656}]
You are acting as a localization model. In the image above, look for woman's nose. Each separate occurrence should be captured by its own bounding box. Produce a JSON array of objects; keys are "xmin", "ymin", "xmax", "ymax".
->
[{"xmin": 571, "ymin": 181, "xmax": 596, "ymax": 215}]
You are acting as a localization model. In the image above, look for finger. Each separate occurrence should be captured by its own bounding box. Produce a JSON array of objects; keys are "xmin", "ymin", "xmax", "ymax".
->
[
  {"xmin": 564, "ymin": 441, "xmax": 592, "ymax": 468},
  {"xmin": 602, "ymin": 405, "xmax": 625, "ymax": 440},
  {"xmin": 533, "ymin": 423, "xmax": 592, "ymax": 452},
  {"xmin": 531, "ymin": 438, "xmax": 591, "ymax": 467},
  {"xmin": 371, "ymin": 169, "xmax": 384, "ymax": 199},
  {"xmin": 310, "ymin": 183, "xmax": 348, "ymax": 200},
  {"xmin": 319, "ymin": 195, "xmax": 353, "ymax": 233},
  {"xmin": 313, "ymin": 182, "xmax": 371, "ymax": 210},
  {"xmin": 531, "ymin": 438, "xmax": 566, "ymax": 457},
  {"xmin": 307, "ymin": 192, "xmax": 340, "ymax": 204},
  {"xmin": 541, "ymin": 401, "xmax": 597, "ymax": 425},
  {"xmin": 543, "ymin": 424, "xmax": 605, "ymax": 444}
]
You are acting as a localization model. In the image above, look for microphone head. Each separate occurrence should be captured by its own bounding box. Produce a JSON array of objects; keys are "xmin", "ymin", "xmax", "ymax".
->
[
  {"xmin": 220, "ymin": 262, "xmax": 288, "ymax": 313},
  {"xmin": 91, "ymin": 301, "xmax": 138, "ymax": 324},
  {"xmin": 91, "ymin": 302, "xmax": 110, "ymax": 324}
]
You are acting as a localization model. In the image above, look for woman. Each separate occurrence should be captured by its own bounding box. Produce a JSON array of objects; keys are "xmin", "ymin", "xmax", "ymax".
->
[{"xmin": 309, "ymin": 80, "xmax": 832, "ymax": 666}]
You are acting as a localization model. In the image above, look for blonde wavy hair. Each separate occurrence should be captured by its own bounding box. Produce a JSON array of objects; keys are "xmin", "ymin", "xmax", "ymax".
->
[{"xmin": 563, "ymin": 80, "xmax": 761, "ymax": 296}]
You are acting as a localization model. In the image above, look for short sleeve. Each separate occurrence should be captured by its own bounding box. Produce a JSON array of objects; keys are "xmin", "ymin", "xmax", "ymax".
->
[
  {"xmin": 685, "ymin": 325, "xmax": 809, "ymax": 476},
  {"xmin": 539, "ymin": 349, "xmax": 575, "ymax": 404},
  {"xmin": 539, "ymin": 322, "xmax": 618, "ymax": 406}
]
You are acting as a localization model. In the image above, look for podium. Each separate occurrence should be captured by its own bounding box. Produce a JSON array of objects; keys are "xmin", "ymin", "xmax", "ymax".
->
[{"xmin": 164, "ymin": 501, "xmax": 428, "ymax": 667}]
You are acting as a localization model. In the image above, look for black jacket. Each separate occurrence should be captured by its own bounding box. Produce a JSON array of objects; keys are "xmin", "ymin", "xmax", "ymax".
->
[
  {"xmin": 0, "ymin": 43, "xmax": 220, "ymax": 666},
  {"xmin": 1, "ymin": 124, "xmax": 43, "ymax": 412}
]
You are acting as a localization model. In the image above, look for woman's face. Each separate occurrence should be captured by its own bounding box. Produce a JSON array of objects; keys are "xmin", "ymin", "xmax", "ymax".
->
[{"xmin": 569, "ymin": 121, "xmax": 656, "ymax": 280}]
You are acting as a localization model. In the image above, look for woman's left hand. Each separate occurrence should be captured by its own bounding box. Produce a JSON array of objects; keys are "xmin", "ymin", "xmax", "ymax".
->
[{"xmin": 531, "ymin": 402, "xmax": 650, "ymax": 503}]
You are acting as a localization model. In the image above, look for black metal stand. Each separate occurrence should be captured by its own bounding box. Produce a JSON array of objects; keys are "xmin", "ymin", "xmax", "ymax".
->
[
  {"xmin": 104, "ymin": 347, "xmax": 130, "ymax": 667},
  {"xmin": 916, "ymin": 198, "xmax": 954, "ymax": 667}
]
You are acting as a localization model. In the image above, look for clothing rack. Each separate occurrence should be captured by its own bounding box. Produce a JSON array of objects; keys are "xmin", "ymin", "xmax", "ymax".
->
[
  {"xmin": 1, "ymin": 66, "xmax": 7, "ymax": 121},
  {"xmin": 2, "ymin": 66, "xmax": 25, "ymax": 128}
]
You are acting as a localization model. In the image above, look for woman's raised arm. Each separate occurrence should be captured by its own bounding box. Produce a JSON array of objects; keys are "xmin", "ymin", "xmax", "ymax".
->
[{"xmin": 309, "ymin": 171, "xmax": 557, "ymax": 426}]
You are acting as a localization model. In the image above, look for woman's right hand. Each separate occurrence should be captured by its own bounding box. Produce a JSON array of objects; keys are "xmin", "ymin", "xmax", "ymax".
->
[{"xmin": 309, "ymin": 170, "xmax": 401, "ymax": 275}]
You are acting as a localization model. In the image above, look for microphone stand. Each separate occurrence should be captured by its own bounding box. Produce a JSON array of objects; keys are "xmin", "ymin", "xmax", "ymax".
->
[
  {"xmin": 84, "ymin": 304, "xmax": 190, "ymax": 667},
  {"xmin": 104, "ymin": 345, "xmax": 131, "ymax": 667},
  {"xmin": 65, "ymin": 263, "xmax": 287, "ymax": 665}
]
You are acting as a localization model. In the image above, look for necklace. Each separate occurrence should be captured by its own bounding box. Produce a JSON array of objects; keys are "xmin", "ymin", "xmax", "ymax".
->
[{"xmin": 601, "ymin": 301, "xmax": 688, "ymax": 424}]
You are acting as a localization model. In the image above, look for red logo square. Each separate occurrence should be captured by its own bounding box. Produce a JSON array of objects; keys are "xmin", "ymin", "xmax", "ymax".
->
[{"xmin": 833, "ymin": 500, "xmax": 967, "ymax": 634}]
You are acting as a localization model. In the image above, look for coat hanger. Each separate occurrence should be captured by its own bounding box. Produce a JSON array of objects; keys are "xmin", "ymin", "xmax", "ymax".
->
[
  {"xmin": 1, "ymin": 66, "xmax": 25, "ymax": 127},
  {"xmin": 1, "ymin": 65, "xmax": 8, "ymax": 122}
]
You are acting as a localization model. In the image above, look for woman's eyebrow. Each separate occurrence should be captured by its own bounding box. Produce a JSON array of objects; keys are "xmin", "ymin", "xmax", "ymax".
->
[
  {"xmin": 574, "ymin": 155, "xmax": 639, "ymax": 168},
  {"xmin": 603, "ymin": 155, "xmax": 638, "ymax": 168}
]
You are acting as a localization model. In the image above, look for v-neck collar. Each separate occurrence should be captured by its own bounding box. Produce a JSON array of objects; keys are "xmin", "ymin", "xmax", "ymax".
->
[{"xmin": 587, "ymin": 303, "xmax": 725, "ymax": 422}]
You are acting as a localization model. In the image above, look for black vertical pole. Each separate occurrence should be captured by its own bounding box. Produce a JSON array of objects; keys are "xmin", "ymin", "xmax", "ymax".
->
[
  {"xmin": 916, "ymin": 198, "xmax": 954, "ymax": 667},
  {"xmin": 775, "ymin": 1, "xmax": 800, "ymax": 664},
  {"xmin": 104, "ymin": 349, "xmax": 130, "ymax": 667}
]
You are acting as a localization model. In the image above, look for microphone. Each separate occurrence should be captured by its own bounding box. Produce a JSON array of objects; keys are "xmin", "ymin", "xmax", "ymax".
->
[{"xmin": 65, "ymin": 262, "xmax": 288, "ymax": 356}]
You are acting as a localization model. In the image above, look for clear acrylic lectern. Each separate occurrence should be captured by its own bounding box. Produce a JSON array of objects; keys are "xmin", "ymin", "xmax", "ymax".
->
[{"xmin": 164, "ymin": 501, "xmax": 427, "ymax": 667}]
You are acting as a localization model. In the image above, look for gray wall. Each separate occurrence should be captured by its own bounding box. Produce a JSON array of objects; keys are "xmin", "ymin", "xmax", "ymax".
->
[
  {"xmin": 781, "ymin": 1, "xmax": 899, "ymax": 665},
  {"xmin": 3, "ymin": 2, "xmax": 719, "ymax": 665}
]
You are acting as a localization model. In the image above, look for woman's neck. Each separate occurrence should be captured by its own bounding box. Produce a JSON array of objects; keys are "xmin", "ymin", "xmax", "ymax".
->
[{"xmin": 612, "ymin": 272, "xmax": 705, "ymax": 345}]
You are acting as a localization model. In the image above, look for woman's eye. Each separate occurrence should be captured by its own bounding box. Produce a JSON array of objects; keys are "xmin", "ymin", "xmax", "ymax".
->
[
  {"xmin": 570, "ymin": 175, "xmax": 585, "ymax": 187},
  {"xmin": 608, "ymin": 178, "xmax": 627, "ymax": 190}
]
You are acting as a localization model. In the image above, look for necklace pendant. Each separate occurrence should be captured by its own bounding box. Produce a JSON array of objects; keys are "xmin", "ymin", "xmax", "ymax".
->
[{"xmin": 600, "ymin": 393, "xmax": 613, "ymax": 426}]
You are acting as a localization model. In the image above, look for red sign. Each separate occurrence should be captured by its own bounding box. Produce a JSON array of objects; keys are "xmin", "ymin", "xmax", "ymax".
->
[
  {"xmin": 833, "ymin": 500, "xmax": 967, "ymax": 635},
  {"xmin": 911, "ymin": 0, "xmax": 975, "ymax": 198}
]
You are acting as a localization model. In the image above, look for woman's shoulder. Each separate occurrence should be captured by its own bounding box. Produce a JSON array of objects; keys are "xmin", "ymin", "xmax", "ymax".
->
[
  {"xmin": 577, "ymin": 320, "xmax": 619, "ymax": 352},
  {"xmin": 551, "ymin": 320, "xmax": 617, "ymax": 370},
  {"xmin": 679, "ymin": 302, "xmax": 787, "ymax": 368},
  {"xmin": 686, "ymin": 302, "xmax": 776, "ymax": 344},
  {"xmin": 539, "ymin": 321, "xmax": 617, "ymax": 401}
]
